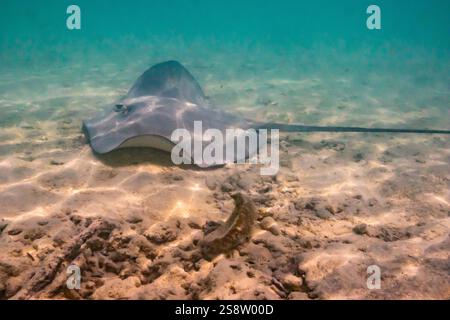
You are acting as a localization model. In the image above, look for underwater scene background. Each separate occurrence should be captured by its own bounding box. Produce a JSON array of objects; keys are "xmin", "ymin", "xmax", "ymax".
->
[{"xmin": 0, "ymin": 0, "xmax": 448, "ymax": 300}]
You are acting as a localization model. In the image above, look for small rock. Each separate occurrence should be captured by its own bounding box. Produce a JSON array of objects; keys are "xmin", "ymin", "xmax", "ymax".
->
[
  {"xmin": 260, "ymin": 217, "xmax": 276, "ymax": 230},
  {"xmin": 237, "ymin": 178, "xmax": 250, "ymax": 190},
  {"xmin": 70, "ymin": 215, "xmax": 82, "ymax": 225},
  {"xmin": 282, "ymin": 274, "xmax": 303, "ymax": 292},
  {"xmin": 130, "ymin": 235, "xmax": 155, "ymax": 254},
  {"xmin": 221, "ymin": 182, "xmax": 234, "ymax": 192},
  {"xmin": 97, "ymin": 222, "xmax": 115, "ymax": 239},
  {"xmin": 50, "ymin": 160, "xmax": 64, "ymax": 166},
  {"xmin": 104, "ymin": 261, "xmax": 120, "ymax": 274},
  {"xmin": 0, "ymin": 261, "xmax": 20, "ymax": 277},
  {"xmin": 268, "ymin": 224, "xmax": 281, "ymax": 236},
  {"xmin": 299, "ymin": 240, "xmax": 313, "ymax": 249},
  {"xmin": 304, "ymin": 200, "xmax": 317, "ymax": 210},
  {"xmin": 110, "ymin": 251, "xmax": 127, "ymax": 263},
  {"xmin": 144, "ymin": 222, "xmax": 178, "ymax": 244},
  {"xmin": 315, "ymin": 209, "xmax": 332, "ymax": 219},
  {"xmin": 260, "ymin": 217, "xmax": 281, "ymax": 236},
  {"xmin": 53, "ymin": 230, "xmax": 70, "ymax": 246},
  {"xmin": 23, "ymin": 228, "xmax": 45, "ymax": 241},
  {"xmin": 86, "ymin": 237, "xmax": 105, "ymax": 251},
  {"xmin": 353, "ymin": 223, "xmax": 368, "ymax": 235}
]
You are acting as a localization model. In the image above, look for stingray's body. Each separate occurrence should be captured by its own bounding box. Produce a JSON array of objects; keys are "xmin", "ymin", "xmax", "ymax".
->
[
  {"xmin": 83, "ymin": 61, "xmax": 449, "ymax": 164},
  {"xmin": 83, "ymin": 61, "xmax": 256, "ymax": 164}
]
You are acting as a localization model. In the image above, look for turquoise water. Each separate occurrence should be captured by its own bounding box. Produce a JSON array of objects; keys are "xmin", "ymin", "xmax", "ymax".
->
[{"xmin": 0, "ymin": 0, "xmax": 449, "ymax": 131}]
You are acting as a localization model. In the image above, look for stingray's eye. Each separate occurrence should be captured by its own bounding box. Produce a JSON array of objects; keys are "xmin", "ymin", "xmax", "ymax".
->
[{"xmin": 114, "ymin": 104, "xmax": 125, "ymax": 112}]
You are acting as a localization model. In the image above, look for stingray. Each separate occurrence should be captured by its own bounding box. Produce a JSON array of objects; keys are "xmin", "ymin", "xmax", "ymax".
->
[{"xmin": 83, "ymin": 60, "xmax": 450, "ymax": 165}]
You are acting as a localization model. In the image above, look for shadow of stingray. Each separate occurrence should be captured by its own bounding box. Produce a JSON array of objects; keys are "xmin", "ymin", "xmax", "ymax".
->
[
  {"xmin": 95, "ymin": 147, "xmax": 175, "ymax": 168},
  {"xmin": 94, "ymin": 147, "xmax": 223, "ymax": 172}
]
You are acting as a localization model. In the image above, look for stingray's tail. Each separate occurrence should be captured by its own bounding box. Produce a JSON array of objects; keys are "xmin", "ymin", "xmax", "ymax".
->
[{"xmin": 258, "ymin": 123, "xmax": 450, "ymax": 135}]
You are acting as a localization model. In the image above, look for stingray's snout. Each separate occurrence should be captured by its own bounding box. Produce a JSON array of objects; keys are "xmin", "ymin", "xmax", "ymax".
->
[{"xmin": 115, "ymin": 104, "xmax": 126, "ymax": 112}]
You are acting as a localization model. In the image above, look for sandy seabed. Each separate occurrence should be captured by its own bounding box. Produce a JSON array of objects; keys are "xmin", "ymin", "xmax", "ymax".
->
[{"xmin": 0, "ymin": 43, "xmax": 449, "ymax": 299}]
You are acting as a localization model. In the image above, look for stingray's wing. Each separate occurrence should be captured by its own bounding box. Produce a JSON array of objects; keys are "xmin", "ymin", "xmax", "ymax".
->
[
  {"xmin": 83, "ymin": 95, "xmax": 257, "ymax": 165},
  {"xmin": 126, "ymin": 60, "xmax": 207, "ymax": 106},
  {"xmin": 83, "ymin": 97, "xmax": 182, "ymax": 154},
  {"xmin": 84, "ymin": 60, "xmax": 208, "ymax": 154}
]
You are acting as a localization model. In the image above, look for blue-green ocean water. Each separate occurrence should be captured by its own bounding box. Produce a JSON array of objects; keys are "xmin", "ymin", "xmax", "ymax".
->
[{"xmin": 0, "ymin": 0, "xmax": 449, "ymax": 130}]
